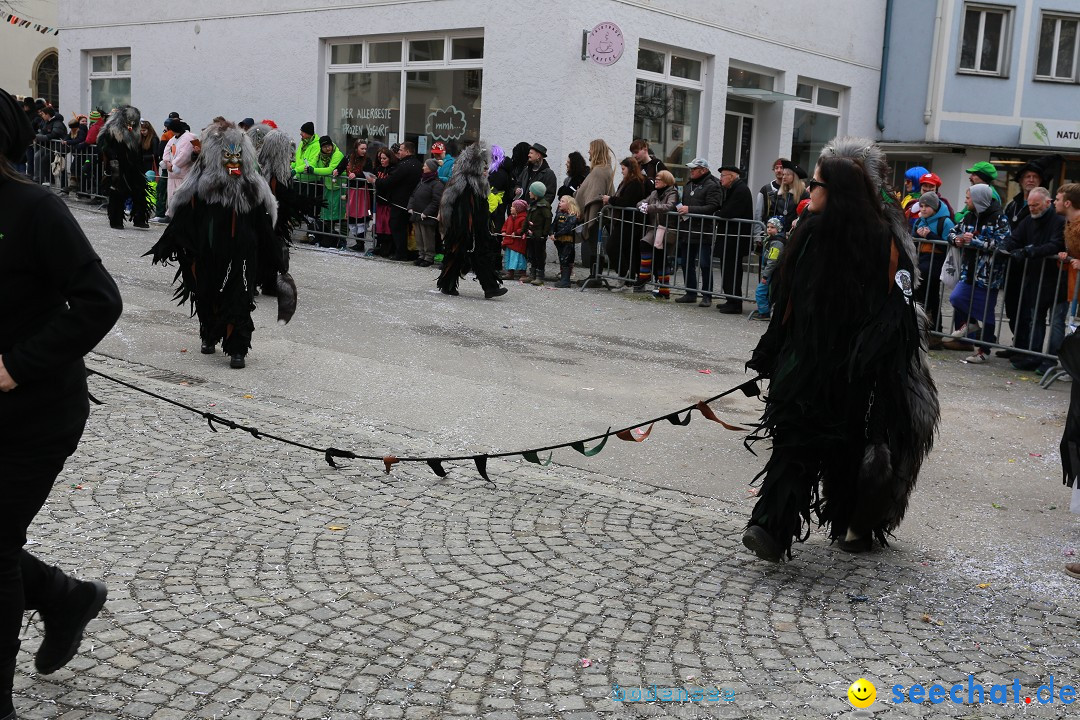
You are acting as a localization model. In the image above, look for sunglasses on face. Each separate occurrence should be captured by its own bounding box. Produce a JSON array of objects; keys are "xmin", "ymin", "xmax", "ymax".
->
[{"xmin": 807, "ymin": 179, "xmax": 827, "ymax": 191}]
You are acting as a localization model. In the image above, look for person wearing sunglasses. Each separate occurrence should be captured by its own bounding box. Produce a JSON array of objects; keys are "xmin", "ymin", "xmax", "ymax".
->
[{"xmin": 742, "ymin": 137, "xmax": 939, "ymax": 563}]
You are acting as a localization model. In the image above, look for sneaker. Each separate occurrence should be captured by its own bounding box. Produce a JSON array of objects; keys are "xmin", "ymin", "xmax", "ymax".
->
[
  {"xmin": 35, "ymin": 580, "xmax": 107, "ymax": 674},
  {"xmin": 752, "ymin": 312, "xmax": 771, "ymax": 321},
  {"xmin": 149, "ymin": 216, "xmax": 168, "ymax": 224},
  {"xmin": 531, "ymin": 277, "xmax": 544, "ymax": 286},
  {"xmin": 962, "ymin": 350, "xmax": 986, "ymax": 364},
  {"xmin": 741, "ymin": 525, "xmax": 781, "ymax": 563},
  {"xmin": 631, "ymin": 282, "xmax": 650, "ymax": 294},
  {"xmin": 674, "ymin": 294, "xmax": 698, "ymax": 304},
  {"xmin": 697, "ymin": 298, "xmax": 712, "ymax": 307},
  {"xmin": 948, "ymin": 321, "xmax": 979, "ymax": 338}
]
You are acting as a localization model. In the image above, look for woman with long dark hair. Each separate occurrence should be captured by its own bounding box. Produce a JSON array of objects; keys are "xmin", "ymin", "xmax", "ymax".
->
[
  {"xmin": 742, "ymin": 137, "xmax": 939, "ymax": 562},
  {"xmin": 601, "ymin": 156, "xmax": 648, "ymax": 283},
  {"xmin": 371, "ymin": 146, "xmax": 398, "ymax": 257}
]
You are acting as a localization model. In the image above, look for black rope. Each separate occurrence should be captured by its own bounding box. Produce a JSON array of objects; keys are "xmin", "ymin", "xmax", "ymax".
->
[{"xmin": 86, "ymin": 367, "xmax": 760, "ymax": 478}]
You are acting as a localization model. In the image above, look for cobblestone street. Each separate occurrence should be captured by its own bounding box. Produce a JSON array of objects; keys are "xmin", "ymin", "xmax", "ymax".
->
[{"xmin": 11, "ymin": 202, "xmax": 1080, "ymax": 719}]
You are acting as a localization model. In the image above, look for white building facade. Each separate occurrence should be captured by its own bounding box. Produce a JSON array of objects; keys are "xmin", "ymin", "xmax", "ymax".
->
[
  {"xmin": 2, "ymin": 0, "xmax": 59, "ymax": 104},
  {"xmin": 59, "ymin": 0, "xmax": 888, "ymax": 192}
]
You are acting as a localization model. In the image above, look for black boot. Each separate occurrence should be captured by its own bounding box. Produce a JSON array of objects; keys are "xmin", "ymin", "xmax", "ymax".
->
[
  {"xmin": 741, "ymin": 525, "xmax": 781, "ymax": 563},
  {"xmin": 200, "ymin": 341, "xmax": 216, "ymax": 354},
  {"xmin": 34, "ymin": 580, "xmax": 107, "ymax": 675},
  {"xmin": 554, "ymin": 266, "xmax": 572, "ymax": 288},
  {"xmin": 229, "ymin": 354, "xmax": 246, "ymax": 369}
]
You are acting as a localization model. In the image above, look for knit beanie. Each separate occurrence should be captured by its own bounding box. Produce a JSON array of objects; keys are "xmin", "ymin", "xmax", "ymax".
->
[
  {"xmin": 89, "ymin": 110, "xmax": 102, "ymax": 122},
  {"xmin": 318, "ymin": 135, "xmax": 333, "ymax": 148},
  {"xmin": 528, "ymin": 181, "xmax": 547, "ymax": 199},
  {"xmin": 300, "ymin": 121, "xmax": 315, "ymax": 135},
  {"xmin": 511, "ymin": 199, "xmax": 528, "ymax": 214},
  {"xmin": 919, "ymin": 192, "xmax": 940, "ymax": 212}
]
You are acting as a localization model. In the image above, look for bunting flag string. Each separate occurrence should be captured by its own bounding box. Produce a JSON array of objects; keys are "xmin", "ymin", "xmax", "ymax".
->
[
  {"xmin": 86, "ymin": 367, "xmax": 761, "ymax": 487},
  {"xmin": 4, "ymin": 14, "xmax": 59, "ymax": 35}
]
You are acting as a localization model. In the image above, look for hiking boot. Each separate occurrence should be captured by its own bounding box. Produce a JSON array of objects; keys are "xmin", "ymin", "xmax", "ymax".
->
[
  {"xmin": 200, "ymin": 341, "xmax": 216, "ymax": 354},
  {"xmin": 485, "ymin": 286, "xmax": 508, "ymax": 299},
  {"xmin": 742, "ymin": 525, "xmax": 781, "ymax": 562},
  {"xmin": 229, "ymin": 354, "xmax": 246, "ymax": 369},
  {"xmin": 35, "ymin": 580, "xmax": 107, "ymax": 675}
]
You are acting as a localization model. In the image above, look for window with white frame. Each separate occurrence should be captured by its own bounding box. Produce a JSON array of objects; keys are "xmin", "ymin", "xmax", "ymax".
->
[
  {"xmin": 792, "ymin": 77, "xmax": 845, "ymax": 173},
  {"xmin": 87, "ymin": 49, "xmax": 131, "ymax": 111},
  {"xmin": 1036, "ymin": 13, "xmax": 1079, "ymax": 82},
  {"xmin": 326, "ymin": 33, "xmax": 482, "ymax": 155},
  {"xmin": 634, "ymin": 43, "xmax": 706, "ymax": 181},
  {"xmin": 959, "ymin": 4, "xmax": 1012, "ymax": 76}
]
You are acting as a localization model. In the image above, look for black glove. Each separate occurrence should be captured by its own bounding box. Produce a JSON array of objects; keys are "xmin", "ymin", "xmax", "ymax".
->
[{"xmin": 1010, "ymin": 246, "xmax": 1031, "ymax": 261}]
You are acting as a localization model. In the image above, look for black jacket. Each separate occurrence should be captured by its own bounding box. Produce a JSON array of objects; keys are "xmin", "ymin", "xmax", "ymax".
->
[
  {"xmin": 0, "ymin": 179, "xmax": 122, "ymax": 449},
  {"xmin": 1004, "ymin": 192, "xmax": 1032, "ymax": 231},
  {"xmin": 376, "ymin": 154, "xmax": 423, "ymax": 212},
  {"xmin": 678, "ymin": 172, "xmax": 723, "ymax": 238},
  {"xmin": 716, "ymin": 177, "xmax": 754, "ymax": 224},
  {"xmin": 407, "ymin": 174, "xmax": 445, "ymax": 226},
  {"xmin": 517, "ymin": 160, "xmax": 557, "ymax": 204},
  {"xmin": 1005, "ymin": 210, "xmax": 1067, "ymax": 296},
  {"xmin": 36, "ymin": 113, "xmax": 66, "ymax": 143}
]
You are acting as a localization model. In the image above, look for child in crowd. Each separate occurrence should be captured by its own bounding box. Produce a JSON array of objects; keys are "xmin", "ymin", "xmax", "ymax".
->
[
  {"xmin": 550, "ymin": 195, "xmax": 581, "ymax": 288},
  {"xmin": 754, "ymin": 217, "xmax": 785, "ymax": 320},
  {"xmin": 524, "ymin": 181, "xmax": 552, "ymax": 286},
  {"xmin": 501, "ymin": 199, "xmax": 528, "ymax": 281}
]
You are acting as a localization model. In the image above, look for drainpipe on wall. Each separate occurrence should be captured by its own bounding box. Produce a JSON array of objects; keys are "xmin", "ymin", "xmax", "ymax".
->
[
  {"xmin": 924, "ymin": 0, "xmax": 946, "ymax": 135},
  {"xmin": 876, "ymin": 0, "xmax": 894, "ymax": 131}
]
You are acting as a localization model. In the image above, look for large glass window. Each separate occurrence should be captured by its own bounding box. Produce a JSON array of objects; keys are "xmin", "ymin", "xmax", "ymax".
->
[
  {"xmin": 792, "ymin": 110, "xmax": 839, "ymax": 173},
  {"xmin": 634, "ymin": 43, "xmax": 706, "ymax": 181},
  {"xmin": 1036, "ymin": 14, "xmax": 1079, "ymax": 82},
  {"xmin": 326, "ymin": 34, "xmax": 482, "ymax": 156},
  {"xmin": 87, "ymin": 49, "xmax": 131, "ymax": 111},
  {"xmin": 959, "ymin": 4, "xmax": 1011, "ymax": 76},
  {"xmin": 723, "ymin": 98, "xmax": 754, "ymax": 175}
]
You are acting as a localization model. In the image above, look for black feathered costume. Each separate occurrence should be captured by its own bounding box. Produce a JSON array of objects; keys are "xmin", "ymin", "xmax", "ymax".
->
[
  {"xmin": 96, "ymin": 106, "xmax": 149, "ymax": 229},
  {"xmin": 436, "ymin": 144, "xmax": 506, "ymax": 298},
  {"xmin": 146, "ymin": 122, "xmax": 287, "ymax": 365},
  {"xmin": 744, "ymin": 137, "xmax": 939, "ymax": 559},
  {"xmin": 250, "ymin": 124, "xmax": 307, "ymax": 307}
]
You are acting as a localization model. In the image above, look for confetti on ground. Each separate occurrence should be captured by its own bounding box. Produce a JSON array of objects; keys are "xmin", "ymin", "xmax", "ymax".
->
[
  {"xmin": 699, "ymin": 369, "xmax": 712, "ymax": 374},
  {"xmin": 580, "ymin": 658, "xmax": 592, "ymax": 668},
  {"xmin": 1030, "ymin": 453, "xmax": 1043, "ymax": 457},
  {"xmin": 243, "ymin": 394, "xmax": 254, "ymax": 399},
  {"xmin": 180, "ymin": 348, "xmax": 187, "ymax": 353},
  {"xmin": 976, "ymin": 583, "xmax": 991, "ymax": 589},
  {"xmin": 992, "ymin": 503, "xmax": 1004, "ymax": 509},
  {"xmin": 327, "ymin": 526, "xmax": 345, "ymax": 531}
]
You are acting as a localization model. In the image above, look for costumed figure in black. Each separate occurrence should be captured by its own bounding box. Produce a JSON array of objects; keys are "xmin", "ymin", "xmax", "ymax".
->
[
  {"xmin": 436, "ymin": 143, "xmax": 508, "ymax": 299},
  {"xmin": 742, "ymin": 137, "xmax": 939, "ymax": 561},
  {"xmin": 249, "ymin": 124, "xmax": 302, "ymax": 305},
  {"xmin": 96, "ymin": 105, "xmax": 149, "ymax": 229},
  {"xmin": 146, "ymin": 121, "xmax": 290, "ymax": 369}
]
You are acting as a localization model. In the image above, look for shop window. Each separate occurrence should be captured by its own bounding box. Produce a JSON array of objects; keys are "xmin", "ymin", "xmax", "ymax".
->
[
  {"xmin": 634, "ymin": 43, "xmax": 706, "ymax": 180},
  {"xmin": 327, "ymin": 34, "xmax": 482, "ymax": 154},
  {"xmin": 728, "ymin": 67, "xmax": 773, "ymax": 91},
  {"xmin": 1036, "ymin": 13, "xmax": 1079, "ymax": 82},
  {"xmin": 959, "ymin": 3, "xmax": 1012, "ymax": 76},
  {"xmin": 87, "ymin": 49, "xmax": 131, "ymax": 111},
  {"xmin": 723, "ymin": 98, "xmax": 754, "ymax": 175}
]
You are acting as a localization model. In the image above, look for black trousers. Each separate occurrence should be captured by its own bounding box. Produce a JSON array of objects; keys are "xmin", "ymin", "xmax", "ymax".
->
[
  {"xmin": 1, "ymin": 445, "xmax": 83, "ymax": 711},
  {"xmin": 718, "ymin": 235, "xmax": 751, "ymax": 301}
]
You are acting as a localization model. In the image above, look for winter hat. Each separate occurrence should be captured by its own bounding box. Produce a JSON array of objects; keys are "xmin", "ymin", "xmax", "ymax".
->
[
  {"xmin": 528, "ymin": 181, "xmax": 547, "ymax": 198},
  {"xmin": 919, "ymin": 192, "xmax": 940, "ymax": 212},
  {"xmin": 300, "ymin": 121, "xmax": 315, "ymax": 135},
  {"xmin": 969, "ymin": 184, "xmax": 994, "ymax": 213},
  {"xmin": 766, "ymin": 216, "xmax": 783, "ymax": 231},
  {"xmin": 89, "ymin": 110, "xmax": 102, "ymax": 122},
  {"xmin": 238, "ymin": 117, "xmax": 255, "ymax": 129},
  {"xmin": 511, "ymin": 199, "xmax": 528, "ymax": 214},
  {"xmin": 904, "ymin": 166, "xmax": 930, "ymax": 186},
  {"xmin": 423, "ymin": 158, "xmax": 439, "ymax": 173},
  {"xmin": 430, "ymin": 141, "xmax": 446, "ymax": 154},
  {"xmin": 0, "ymin": 88, "xmax": 34, "ymax": 162},
  {"xmin": 918, "ymin": 172, "xmax": 943, "ymax": 188},
  {"xmin": 145, "ymin": 170, "xmax": 157, "ymax": 182},
  {"xmin": 318, "ymin": 135, "xmax": 333, "ymax": 148},
  {"xmin": 965, "ymin": 161, "xmax": 998, "ymax": 183}
]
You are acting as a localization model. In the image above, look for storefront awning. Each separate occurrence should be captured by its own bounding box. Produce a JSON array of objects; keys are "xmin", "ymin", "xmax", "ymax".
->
[
  {"xmin": 727, "ymin": 88, "xmax": 802, "ymax": 103},
  {"xmin": 875, "ymin": 142, "xmax": 967, "ymax": 154}
]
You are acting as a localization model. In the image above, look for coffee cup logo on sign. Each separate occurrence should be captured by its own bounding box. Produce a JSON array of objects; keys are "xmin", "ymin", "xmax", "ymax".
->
[{"xmin": 587, "ymin": 22, "xmax": 624, "ymax": 66}]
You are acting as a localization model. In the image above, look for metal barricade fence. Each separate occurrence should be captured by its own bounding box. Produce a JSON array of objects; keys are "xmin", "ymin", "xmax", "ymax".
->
[
  {"xmin": 917, "ymin": 237, "xmax": 1073, "ymax": 373},
  {"xmin": 292, "ymin": 176, "xmax": 378, "ymax": 251},
  {"xmin": 28, "ymin": 140, "xmax": 109, "ymax": 201},
  {"xmin": 586, "ymin": 204, "xmax": 766, "ymax": 304}
]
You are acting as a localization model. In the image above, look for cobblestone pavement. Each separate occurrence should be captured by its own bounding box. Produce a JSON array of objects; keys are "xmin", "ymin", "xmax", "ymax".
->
[{"xmin": 10, "ymin": 201, "xmax": 1080, "ymax": 719}]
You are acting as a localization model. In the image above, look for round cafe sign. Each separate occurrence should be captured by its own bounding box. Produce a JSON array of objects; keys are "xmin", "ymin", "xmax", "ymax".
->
[{"xmin": 586, "ymin": 22, "xmax": 624, "ymax": 66}]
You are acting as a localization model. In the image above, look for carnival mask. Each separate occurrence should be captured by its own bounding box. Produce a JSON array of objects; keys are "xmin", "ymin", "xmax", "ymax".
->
[{"xmin": 223, "ymin": 142, "xmax": 242, "ymax": 177}]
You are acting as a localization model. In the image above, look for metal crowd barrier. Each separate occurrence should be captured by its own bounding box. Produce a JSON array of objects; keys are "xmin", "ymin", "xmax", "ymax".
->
[
  {"xmin": 916, "ymin": 237, "xmax": 1075, "ymax": 380},
  {"xmin": 292, "ymin": 176, "xmax": 380, "ymax": 252},
  {"xmin": 586, "ymin": 204, "xmax": 766, "ymax": 305}
]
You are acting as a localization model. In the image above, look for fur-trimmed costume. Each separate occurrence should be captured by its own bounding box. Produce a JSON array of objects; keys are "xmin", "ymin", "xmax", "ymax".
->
[
  {"xmin": 96, "ymin": 106, "xmax": 149, "ymax": 228},
  {"xmin": 743, "ymin": 137, "xmax": 939, "ymax": 559},
  {"xmin": 436, "ymin": 144, "xmax": 506, "ymax": 298},
  {"xmin": 145, "ymin": 122, "xmax": 288, "ymax": 366},
  {"xmin": 251, "ymin": 125, "xmax": 305, "ymax": 305}
]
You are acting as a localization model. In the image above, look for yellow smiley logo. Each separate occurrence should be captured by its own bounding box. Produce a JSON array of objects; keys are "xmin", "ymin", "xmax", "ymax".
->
[{"xmin": 847, "ymin": 678, "xmax": 876, "ymax": 709}]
